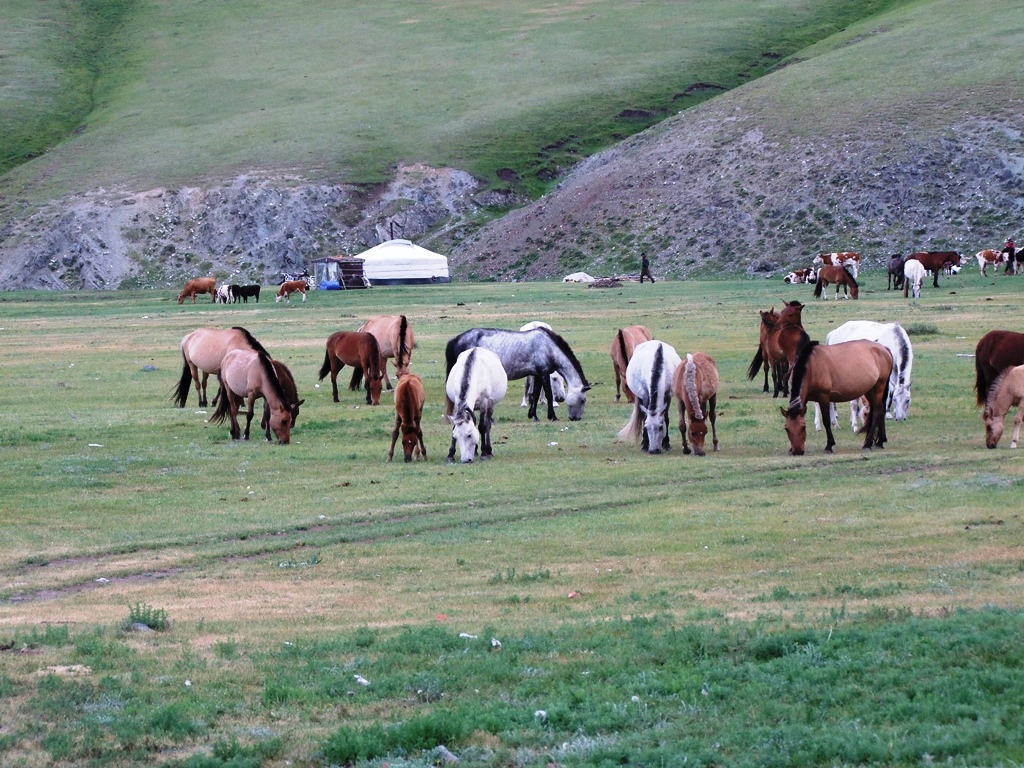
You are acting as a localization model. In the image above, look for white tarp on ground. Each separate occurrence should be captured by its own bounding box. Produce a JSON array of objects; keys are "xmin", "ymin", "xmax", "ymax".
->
[
  {"xmin": 562, "ymin": 272, "xmax": 596, "ymax": 283},
  {"xmin": 354, "ymin": 239, "xmax": 451, "ymax": 285}
]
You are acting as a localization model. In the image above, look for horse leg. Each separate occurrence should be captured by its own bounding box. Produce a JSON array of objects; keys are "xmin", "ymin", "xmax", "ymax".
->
[
  {"xmin": 480, "ymin": 407, "xmax": 494, "ymax": 458},
  {"xmin": 243, "ymin": 395, "xmax": 257, "ymax": 441},
  {"xmin": 813, "ymin": 403, "xmax": 822, "ymax": 432},
  {"xmin": 1011, "ymin": 407, "xmax": 1024, "ymax": 449},
  {"xmin": 447, "ymin": 435, "xmax": 458, "ymax": 463},
  {"xmin": 330, "ymin": 361, "xmax": 342, "ymax": 402},
  {"xmin": 662, "ymin": 405, "xmax": 671, "ymax": 452},
  {"xmin": 527, "ymin": 376, "xmax": 542, "ymax": 422},
  {"xmin": 820, "ymin": 401, "xmax": 836, "ymax": 453},
  {"xmin": 227, "ymin": 394, "xmax": 242, "ymax": 440},
  {"xmin": 415, "ymin": 422, "xmax": 427, "ymax": 461},
  {"xmin": 614, "ymin": 367, "xmax": 622, "ymax": 401},
  {"xmin": 708, "ymin": 395, "xmax": 719, "ymax": 451},
  {"xmin": 542, "ymin": 375, "xmax": 557, "ymax": 421},
  {"xmin": 382, "ymin": 355, "xmax": 393, "ymax": 392},
  {"xmin": 388, "ymin": 414, "xmax": 402, "ymax": 462}
]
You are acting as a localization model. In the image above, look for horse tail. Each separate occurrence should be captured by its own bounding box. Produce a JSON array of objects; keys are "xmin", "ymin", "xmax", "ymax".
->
[
  {"xmin": 616, "ymin": 329, "xmax": 629, "ymax": 366},
  {"xmin": 788, "ymin": 339, "xmax": 819, "ymax": 414},
  {"xmin": 364, "ymin": 334, "xmax": 382, "ymax": 381},
  {"xmin": 684, "ymin": 354, "xmax": 703, "ymax": 420},
  {"xmin": 617, "ymin": 401, "xmax": 644, "ymax": 444},
  {"xmin": 209, "ymin": 372, "xmax": 231, "ymax": 424},
  {"xmin": 396, "ymin": 315, "xmax": 410, "ymax": 370},
  {"xmin": 444, "ymin": 336, "xmax": 462, "ymax": 416},
  {"xmin": 232, "ymin": 326, "xmax": 269, "ymax": 356},
  {"xmin": 746, "ymin": 346, "xmax": 765, "ymax": 381},
  {"xmin": 173, "ymin": 352, "xmax": 193, "ymax": 407},
  {"xmin": 974, "ymin": 333, "xmax": 992, "ymax": 405},
  {"xmin": 318, "ymin": 347, "xmax": 333, "ymax": 381},
  {"xmin": 813, "ymin": 275, "xmax": 824, "ymax": 298},
  {"xmin": 348, "ymin": 366, "xmax": 365, "ymax": 391}
]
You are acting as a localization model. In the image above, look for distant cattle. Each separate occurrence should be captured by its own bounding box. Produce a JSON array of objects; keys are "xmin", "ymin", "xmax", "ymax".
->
[
  {"xmin": 215, "ymin": 284, "xmax": 233, "ymax": 304},
  {"xmin": 783, "ymin": 268, "xmax": 817, "ymax": 285},
  {"xmin": 906, "ymin": 251, "xmax": 961, "ymax": 288},
  {"xmin": 232, "ymin": 284, "xmax": 261, "ymax": 303},
  {"xmin": 177, "ymin": 277, "xmax": 217, "ymax": 304},
  {"xmin": 276, "ymin": 280, "xmax": 307, "ymax": 303},
  {"xmin": 812, "ymin": 252, "xmax": 860, "ymax": 278}
]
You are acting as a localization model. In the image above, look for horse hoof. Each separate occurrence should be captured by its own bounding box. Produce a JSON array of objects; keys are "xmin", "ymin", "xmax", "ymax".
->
[
  {"xmin": 824, "ymin": 448, "xmax": 834, "ymax": 454},
  {"xmin": 683, "ymin": 447, "xmax": 692, "ymax": 455}
]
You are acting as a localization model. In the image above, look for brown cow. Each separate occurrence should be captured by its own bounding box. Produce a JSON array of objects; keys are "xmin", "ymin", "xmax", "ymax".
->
[
  {"xmin": 177, "ymin": 277, "xmax": 217, "ymax": 304},
  {"xmin": 906, "ymin": 251, "xmax": 961, "ymax": 288},
  {"xmin": 276, "ymin": 280, "xmax": 308, "ymax": 303},
  {"xmin": 975, "ymin": 249, "xmax": 1006, "ymax": 277},
  {"xmin": 812, "ymin": 252, "xmax": 860, "ymax": 278}
]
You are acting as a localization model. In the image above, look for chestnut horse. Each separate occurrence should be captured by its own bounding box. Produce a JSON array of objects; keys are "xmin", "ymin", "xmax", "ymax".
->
[
  {"xmin": 210, "ymin": 348, "xmax": 298, "ymax": 443},
  {"xmin": 781, "ymin": 339, "xmax": 892, "ymax": 455},
  {"xmin": 611, "ymin": 325, "xmax": 653, "ymax": 402},
  {"xmin": 173, "ymin": 326, "xmax": 265, "ymax": 408},
  {"xmin": 974, "ymin": 330, "xmax": 1024, "ymax": 406},
  {"xmin": 672, "ymin": 352, "xmax": 720, "ymax": 456},
  {"xmin": 318, "ymin": 331, "xmax": 384, "ymax": 405},
  {"xmin": 177, "ymin": 277, "xmax": 216, "ymax": 304},
  {"xmin": 813, "ymin": 265, "xmax": 859, "ymax": 300},
  {"xmin": 983, "ymin": 365, "xmax": 1024, "ymax": 448},
  {"xmin": 388, "ymin": 374, "xmax": 427, "ymax": 462},
  {"xmin": 747, "ymin": 301, "xmax": 805, "ymax": 398},
  {"xmin": 275, "ymin": 280, "xmax": 308, "ymax": 303},
  {"xmin": 262, "ymin": 359, "xmax": 303, "ymax": 436},
  {"xmin": 906, "ymin": 251, "xmax": 961, "ymax": 288},
  {"xmin": 358, "ymin": 314, "xmax": 415, "ymax": 391}
]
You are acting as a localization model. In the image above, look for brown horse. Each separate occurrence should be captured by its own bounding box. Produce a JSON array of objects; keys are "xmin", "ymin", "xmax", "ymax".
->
[
  {"xmin": 173, "ymin": 326, "xmax": 265, "ymax": 408},
  {"xmin": 974, "ymin": 330, "xmax": 1024, "ymax": 406},
  {"xmin": 275, "ymin": 280, "xmax": 308, "ymax": 303},
  {"xmin": 210, "ymin": 348, "xmax": 297, "ymax": 443},
  {"xmin": 747, "ymin": 301, "xmax": 805, "ymax": 398},
  {"xmin": 813, "ymin": 265, "xmax": 859, "ymax": 300},
  {"xmin": 611, "ymin": 325, "xmax": 653, "ymax": 402},
  {"xmin": 388, "ymin": 374, "xmax": 427, "ymax": 462},
  {"xmin": 781, "ymin": 338, "xmax": 892, "ymax": 455},
  {"xmin": 672, "ymin": 352, "xmax": 720, "ymax": 456},
  {"xmin": 177, "ymin": 277, "xmax": 216, "ymax": 304},
  {"xmin": 358, "ymin": 315, "xmax": 415, "ymax": 391},
  {"xmin": 261, "ymin": 359, "xmax": 303, "ymax": 437},
  {"xmin": 983, "ymin": 365, "xmax": 1024, "ymax": 448},
  {"xmin": 907, "ymin": 251, "xmax": 961, "ymax": 287},
  {"xmin": 318, "ymin": 331, "xmax": 384, "ymax": 405}
]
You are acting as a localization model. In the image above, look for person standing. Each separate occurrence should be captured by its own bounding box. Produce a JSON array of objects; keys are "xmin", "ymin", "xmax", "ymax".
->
[
  {"xmin": 640, "ymin": 252, "xmax": 655, "ymax": 283},
  {"xmin": 1002, "ymin": 237, "xmax": 1016, "ymax": 275}
]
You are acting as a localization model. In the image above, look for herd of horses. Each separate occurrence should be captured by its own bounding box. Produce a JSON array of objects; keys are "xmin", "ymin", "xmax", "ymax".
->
[{"xmin": 169, "ymin": 254, "xmax": 1024, "ymax": 457}]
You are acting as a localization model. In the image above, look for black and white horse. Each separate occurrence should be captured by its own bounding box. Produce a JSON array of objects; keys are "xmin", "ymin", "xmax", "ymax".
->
[
  {"xmin": 617, "ymin": 340, "xmax": 682, "ymax": 454},
  {"xmin": 445, "ymin": 347, "xmax": 508, "ymax": 463},
  {"xmin": 445, "ymin": 326, "xmax": 590, "ymax": 422}
]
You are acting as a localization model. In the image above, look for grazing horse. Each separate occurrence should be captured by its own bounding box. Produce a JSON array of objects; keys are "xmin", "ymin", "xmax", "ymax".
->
[
  {"xmin": 173, "ymin": 326, "xmax": 265, "ymax": 408},
  {"xmin": 262, "ymin": 359, "xmax": 303, "ymax": 437},
  {"xmin": 358, "ymin": 315, "xmax": 416, "ymax": 391},
  {"xmin": 611, "ymin": 325, "xmax": 654, "ymax": 402},
  {"xmin": 276, "ymin": 280, "xmax": 308, "ymax": 303},
  {"xmin": 177, "ymin": 277, "xmax": 217, "ymax": 304},
  {"xmin": 388, "ymin": 374, "xmax": 427, "ymax": 462},
  {"xmin": 906, "ymin": 251, "xmax": 961, "ymax": 288},
  {"xmin": 974, "ymin": 330, "xmax": 1024, "ymax": 406},
  {"xmin": 233, "ymin": 284, "xmax": 261, "ymax": 303},
  {"xmin": 672, "ymin": 352, "xmax": 720, "ymax": 456},
  {"xmin": 813, "ymin": 252, "xmax": 860, "ymax": 278},
  {"xmin": 903, "ymin": 259, "xmax": 927, "ymax": 298},
  {"xmin": 974, "ymin": 248, "xmax": 1007, "ymax": 277},
  {"xmin": 445, "ymin": 327, "xmax": 591, "ymax": 422},
  {"xmin": 887, "ymin": 255, "xmax": 906, "ymax": 290},
  {"xmin": 318, "ymin": 331, "xmax": 384, "ymax": 405},
  {"xmin": 516, "ymin": 322, "xmax": 565, "ymax": 409},
  {"xmin": 782, "ymin": 339, "xmax": 892, "ymax": 455},
  {"xmin": 983, "ymin": 365, "xmax": 1024, "ymax": 448},
  {"xmin": 210, "ymin": 348, "xmax": 297, "ymax": 443},
  {"xmin": 617, "ymin": 340, "xmax": 681, "ymax": 454},
  {"xmin": 747, "ymin": 301, "xmax": 805, "ymax": 398},
  {"xmin": 814, "ymin": 321, "xmax": 914, "ymax": 432},
  {"xmin": 783, "ymin": 268, "xmax": 817, "ymax": 285},
  {"xmin": 813, "ymin": 265, "xmax": 859, "ymax": 300},
  {"xmin": 445, "ymin": 347, "xmax": 508, "ymax": 463}
]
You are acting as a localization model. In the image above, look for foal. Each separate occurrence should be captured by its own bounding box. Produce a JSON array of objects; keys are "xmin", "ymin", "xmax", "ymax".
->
[{"xmin": 388, "ymin": 374, "xmax": 427, "ymax": 462}]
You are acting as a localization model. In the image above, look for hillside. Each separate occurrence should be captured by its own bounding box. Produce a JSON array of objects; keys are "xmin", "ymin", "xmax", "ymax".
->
[{"xmin": 0, "ymin": 0, "xmax": 1021, "ymax": 288}]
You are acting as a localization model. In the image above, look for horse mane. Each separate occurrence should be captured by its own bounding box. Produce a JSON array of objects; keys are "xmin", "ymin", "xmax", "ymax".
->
[
  {"xmin": 842, "ymin": 266, "xmax": 858, "ymax": 287},
  {"xmin": 232, "ymin": 326, "xmax": 270, "ymax": 356},
  {"xmin": 256, "ymin": 349, "xmax": 289, "ymax": 406},
  {"xmin": 892, "ymin": 325, "xmax": 911, "ymax": 387},
  {"xmin": 787, "ymin": 335, "xmax": 817, "ymax": 415},
  {"xmin": 538, "ymin": 327, "xmax": 590, "ymax": 386},
  {"xmin": 986, "ymin": 367, "xmax": 1014, "ymax": 412},
  {"xmin": 684, "ymin": 354, "xmax": 703, "ymax": 420}
]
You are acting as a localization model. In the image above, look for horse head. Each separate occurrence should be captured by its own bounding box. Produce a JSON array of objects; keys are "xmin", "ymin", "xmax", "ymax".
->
[
  {"xmin": 983, "ymin": 405, "xmax": 1004, "ymax": 449},
  {"xmin": 266, "ymin": 402, "xmax": 292, "ymax": 444},
  {"xmin": 781, "ymin": 404, "xmax": 807, "ymax": 456},
  {"xmin": 639, "ymin": 402, "xmax": 669, "ymax": 455},
  {"xmin": 687, "ymin": 414, "xmax": 709, "ymax": 456},
  {"xmin": 891, "ymin": 383, "xmax": 910, "ymax": 421},
  {"xmin": 564, "ymin": 385, "xmax": 589, "ymax": 421},
  {"xmin": 448, "ymin": 408, "xmax": 480, "ymax": 463}
]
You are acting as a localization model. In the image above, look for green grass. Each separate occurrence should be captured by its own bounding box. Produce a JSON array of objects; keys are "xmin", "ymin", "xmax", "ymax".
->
[
  {"xmin": 1, "ymin": 274, "xmax": 1023, "ymax": 764},
  {"xmin": 0, "ymin": 0, "xmax": 910, "ymax": 203}
]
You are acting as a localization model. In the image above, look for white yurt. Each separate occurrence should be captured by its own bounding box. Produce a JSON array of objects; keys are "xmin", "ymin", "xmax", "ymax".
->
[{"xmin": 354, "ymin": 239, "xmax": 451, "ymax": 285}]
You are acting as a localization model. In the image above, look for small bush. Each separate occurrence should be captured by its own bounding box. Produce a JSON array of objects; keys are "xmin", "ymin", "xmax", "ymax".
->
[
  {"xmin": 904, "ymin": 322, "xmax": 939, "ymax": 336},
  {"xmin": 122, "ymin": 603, "xmax": 170, "ymax": 632}
]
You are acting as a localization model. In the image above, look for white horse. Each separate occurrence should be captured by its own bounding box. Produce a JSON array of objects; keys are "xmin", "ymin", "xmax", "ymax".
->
[
  {"xmin": 445, "ymin": 347, "xmax": 508, "ymax": 463},
  {"xmin": 518, "ymin": 322, "xmax": 566, "ymax": 409},
  {"xmin": 617, "ymin": 340, "xmax": 682, "ymax": 454},
  {"xmin": 903, "ymin": 259, "xmax": 926, "ymax": 298},
  {"xmin": 814, "ymin": 321, "xmax": 913, "ymax": 432}
]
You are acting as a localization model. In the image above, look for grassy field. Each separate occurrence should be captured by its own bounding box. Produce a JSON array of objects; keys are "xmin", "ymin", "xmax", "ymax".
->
[{"xmin": 1, "ymin": 274, "xmax": 1023, "ymax": 765}]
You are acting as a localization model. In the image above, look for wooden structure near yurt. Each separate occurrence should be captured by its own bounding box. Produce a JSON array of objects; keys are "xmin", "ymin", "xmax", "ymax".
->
[
  {"xmin": 354, "ymin": 239, "xmax": 451, "ymax": 286},
  {"xmin": 312, "ymin": 255, "xmax": 370, "ymax": 290}
]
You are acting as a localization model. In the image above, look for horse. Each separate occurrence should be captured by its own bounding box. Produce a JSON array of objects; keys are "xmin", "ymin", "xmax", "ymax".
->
[
  {"xmin": 173, "ymin": 326, "xmax": 265, "ymax": 408},
  {"xmin": 982, "ymin": 365, "xmax": 1024, "ymax": 448},
  {"xmin": 358, "ymin": 315, "xmax": 416, "ymax": 391},
  {"xmin": 276, "ymin": 280, "xmax": 308, "ymax": 303},
  {"xmin": 445, "ymin": 327, "xmax": 591, "ymax": 422},
  {"xmin": 906, "ymin": 251, "xmax": 961, "ymax": 287},
  {"xmin": 388, "ymin": 374, "xmax": 427, "ymax": 462},
  {"xmin": 812, "ymin": 252, "xmax": 860, "ymax": 278},
  {"xmin": 262, "ymin": 359, "xmax": 303, "ymax": 436},
  {"xmin": 813, "ymin": 321, "xmax": 913, "ymax": 432},
  {"xmin": 445, "ymin": 347, "xmax": 508, "ymax": 463},
  {"xmin": 783, "ymin": 268, "xmax": 817, "ymax": 285},
  {"xmin": 210, "ymin": 348, "xmax": 298, "ymax": 444},
  {"xmin": 233, "ymin": 284, "xmax": 261, "ymax": 303},
  {"xmin": 617, "ymin": 340, "xmax": 681, "ymax": 454},
  {"xmin": 215, "ymin": 284, "xmax": 233, "ymax": 304},
  {"xmin": 611, "ymin": 325, "xmax": 654, "ymax": 402},
  {"xmin": 781, "ymin": 338, "xmax": 892, "ymax": 455},
  {"xmin": 672, "ymin": 352, "xmax": 720, "ymax": 456},
  {"xmin": 747, "ymin": 301, "xmax": 805, "ymax": 398},
  {"xmin": 177, "ymin": 277, "xmax": 216, "ymax": 304},
  {"xmin": 887, "ymin": 255, "xmax": 906, "ymax": 290},
  {"xmin": 974, "ymin": 330, "xmax": 1024, "ymax": 406},
  {"xmin": 813, "ymin": 265, "xmax": 859, "ymax": 300},
  {"xmin": 903, "ymin": 258, "xmax": 927, "ymax": 298},
  {"xmin": 319, "ymin": 331, "xmax": 384, "ymax": 405},
  {"xmin": 517, "ymin": 322, "xmax": 567, "ymax": 410}
]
